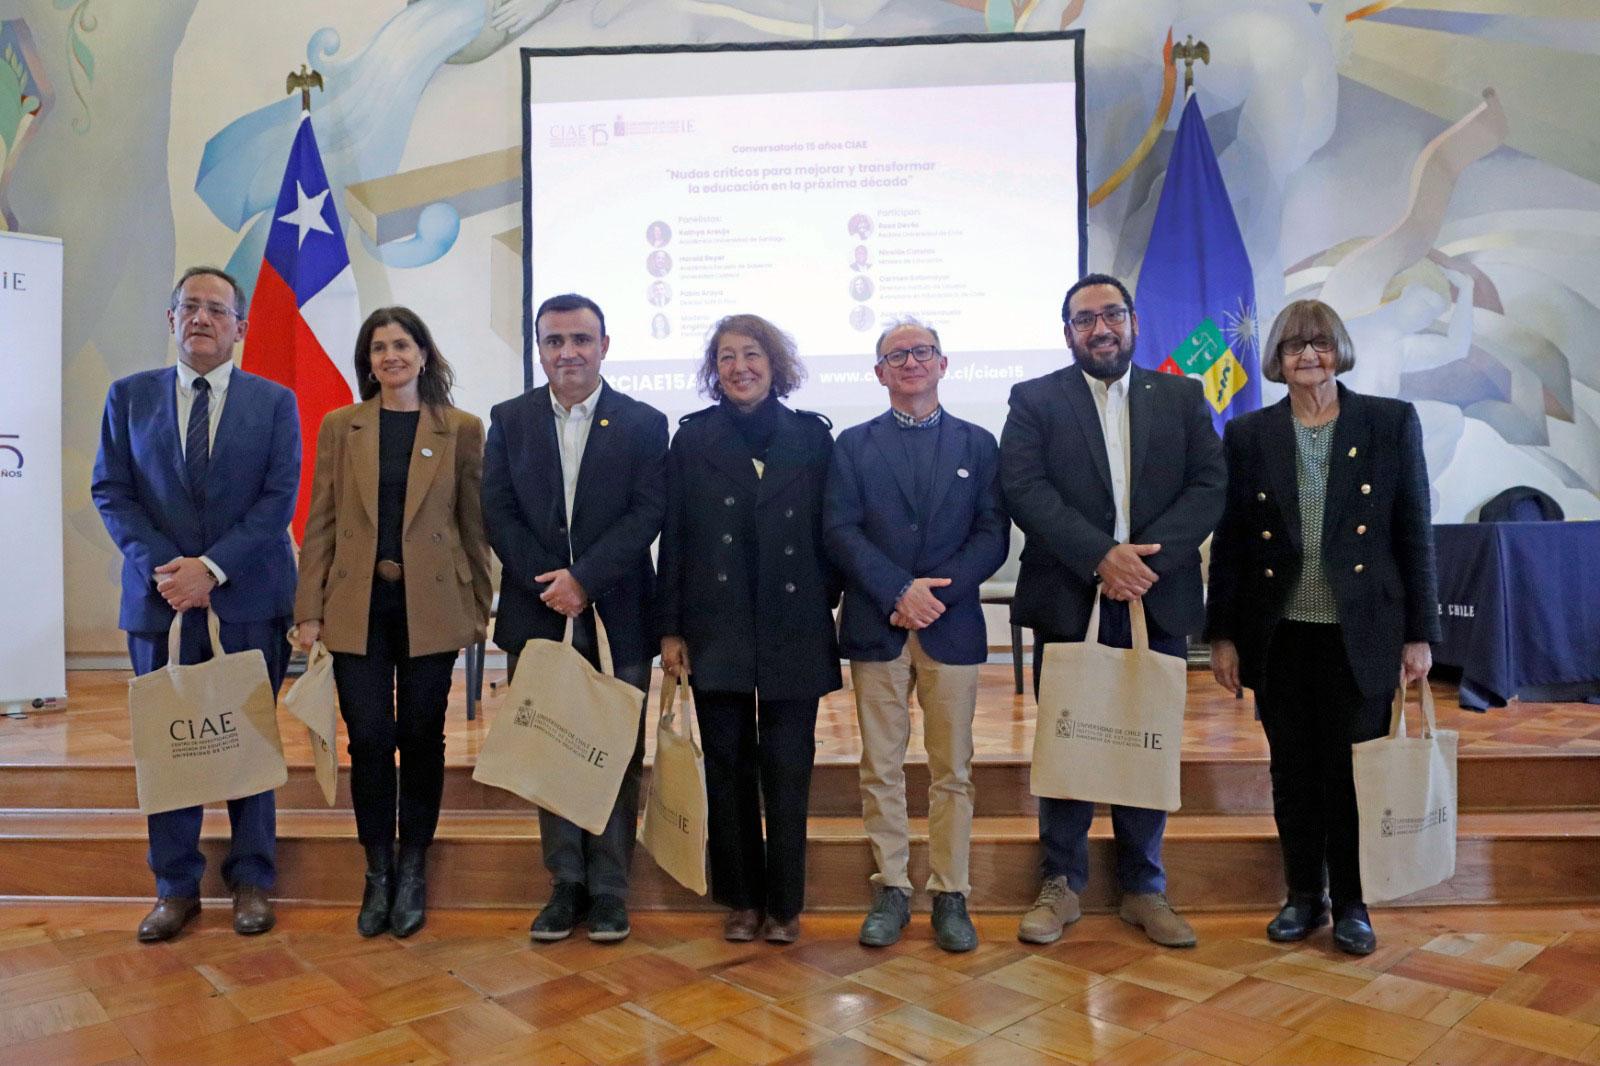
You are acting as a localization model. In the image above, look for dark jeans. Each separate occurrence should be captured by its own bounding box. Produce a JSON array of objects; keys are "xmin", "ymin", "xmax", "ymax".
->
[
  {"xmin": 508, "ymin": 610, "xmax": 650, "ymax": 900},
  {"xmin": 331, "ymin": 596, "xmax": 457, "ymax": 849},
  {"xmin": 1033, "ymin": 598, "xmax": 1186, "ymax": 895},
  {"xmin": 1257, "ymin": 621, "xmax": 1392, "ymax": 910},
  {"xmin": 694, "ymin": 689, "xmax": 819, "ymax": 922},
  {"xmin": 128, "ymin": 612, "xmax": 289, "ymax": 898}
]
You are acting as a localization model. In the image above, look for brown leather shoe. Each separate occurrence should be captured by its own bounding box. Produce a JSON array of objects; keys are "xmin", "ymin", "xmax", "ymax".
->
[
  {"xmin": 137, "ymin": 897, "xmax": 200, "ymax": 942},
  {"xmin": 762, "ymin": 915, "xmax": 800, "ymax": 944},
  {"xmin": 232, "ymin": 884, "xmax": 275, "ymax": 936},
  {"xmin": 723, "ymin": 908, "xmax": 762, "ymax": 942}
]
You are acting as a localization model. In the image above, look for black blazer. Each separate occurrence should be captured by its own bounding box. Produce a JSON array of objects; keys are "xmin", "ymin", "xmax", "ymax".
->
[
  {"xmin": 1204, "ymin": 384, "xmax": 1442, "ymax": 700},
  {"xmin": 658, "ymin": 402, "xmax": 842, "ymax": 701},
  {"xmin": 1000, "ymin": 364, "xmax": 1225, "ymax": 641},
  {"xmin": 482, "ymin": 382, "xmax": 668, "ymax": 668}
]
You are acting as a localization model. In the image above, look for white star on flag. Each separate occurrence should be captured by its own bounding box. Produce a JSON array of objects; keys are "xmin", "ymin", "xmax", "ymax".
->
[{"xmin": 277, "ymin": 182, "xmax": 334, "ymax": 248}]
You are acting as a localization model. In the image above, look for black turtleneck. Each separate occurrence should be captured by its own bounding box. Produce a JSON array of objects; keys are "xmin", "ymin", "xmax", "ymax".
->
[{"xmin": 724, "ymin": 394, "xmax": 782, "ymax": 461}]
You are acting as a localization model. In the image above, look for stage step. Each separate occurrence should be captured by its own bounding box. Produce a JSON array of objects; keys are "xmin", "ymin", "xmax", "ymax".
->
[
  {"xmin": 3, "ymin": 808, "xmax": 1597, "ymax": 913},
  {"xmin": 4, "ymin": 750, "xmax": 1596, "ymax": 816}
]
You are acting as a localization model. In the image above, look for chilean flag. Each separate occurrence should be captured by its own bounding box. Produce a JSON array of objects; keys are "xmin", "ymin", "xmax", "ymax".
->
[{"xmin": 241, "ymin": 110, "xmax": 359, "ymax": 541}]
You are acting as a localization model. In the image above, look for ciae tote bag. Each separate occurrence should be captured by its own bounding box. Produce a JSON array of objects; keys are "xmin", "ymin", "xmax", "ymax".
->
[
  {"xmin": 280, "ymin": 639, "xmax": 340, "ymax": 806},
  {"xmin": 472, "ymin": 612, "xmax": 644, "ymax": 835},
  {"xmin": 128, "ymin": 608, "xmax": 287, "ymax": 815},
  {"xmin": 1354, "ymin": 678, "xmax": 1458, "ymax": 902},
  {"xmin": 638, "ymin": 675, "xmax": 709, "ymax": 895},
  {"xmin": 1030, "ymin": 597, "xmax": 1186, "ymax": 811}
]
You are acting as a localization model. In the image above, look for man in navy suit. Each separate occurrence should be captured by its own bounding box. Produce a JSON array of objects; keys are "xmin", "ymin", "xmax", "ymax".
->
[
  {"xmin": 482, "ymin": 293, "xmax": 667, "ymax": 944},
  {"xmin": 825, "ymin": 318, "xmax": 1009, "ymax": 953},
  {"xmin": 92, "ymin": 267, "xmax": 300, "ymax": 941},
  {"xmin": 1002, "ymin": 274, "xmax": 1225, "ymax": 949}
]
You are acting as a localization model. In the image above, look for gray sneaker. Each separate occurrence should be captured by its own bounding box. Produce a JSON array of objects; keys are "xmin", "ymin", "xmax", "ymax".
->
[
  {"xmin": 1018, "ymin": 875, "xmax": 1080, "ymax": 945},
  {"xmin": 931, "ymin": 892, "xmax": 978, "ymax": 953},
  {"xmin": 858, "ymin": 885, "xmax": 911, "ymax": 947}
]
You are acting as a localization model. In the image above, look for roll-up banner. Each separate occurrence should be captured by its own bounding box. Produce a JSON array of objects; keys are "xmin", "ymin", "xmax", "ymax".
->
[{"xmin": 0, "ymin": 231, "xmax": 65, "ymax": 708}]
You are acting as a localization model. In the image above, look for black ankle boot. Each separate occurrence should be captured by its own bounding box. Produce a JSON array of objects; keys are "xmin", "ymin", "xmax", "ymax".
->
[
  {"xmin": 389, "ymin": 845, "xmax": 428, "ymax": 938},
  {"xmin": 357, "ymin": 844, "xmax": 394, "ymax": 938}
]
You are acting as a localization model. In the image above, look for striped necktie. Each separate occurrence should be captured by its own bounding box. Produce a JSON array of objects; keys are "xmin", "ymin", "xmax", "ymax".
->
[{"xmin": 186, "ymin": 377, "xmax": 210, "ymax": 503}]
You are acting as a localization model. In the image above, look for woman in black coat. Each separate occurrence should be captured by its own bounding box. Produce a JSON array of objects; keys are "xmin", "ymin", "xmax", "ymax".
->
[
  {"xmin": 1205, "ymin": 298, "xmax": 1441, "ymax": 956},
  {"xmin": 658, "ymin": 314, "xmax": 841, "ymax": 944}
]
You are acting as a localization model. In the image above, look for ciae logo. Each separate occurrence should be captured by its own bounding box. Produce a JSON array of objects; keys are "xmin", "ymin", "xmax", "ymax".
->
[{"xmin": 0, "ymin": 433, "xmax": 21, "ymax": 477}]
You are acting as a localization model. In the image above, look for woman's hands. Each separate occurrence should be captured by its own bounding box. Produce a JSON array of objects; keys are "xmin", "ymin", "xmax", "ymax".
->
[
  {"xmin": 1401, "ymin": 641, "xmax": 1433, "ymax": 685},
  {"xmin": 292, "ymin": 620, "xmax": 321, "ymax": 654},
  {"xmin": 1210, "ymin": 638, "xmax": 1241, "ymax": 693},
  {"xmin": 660, "ymin": 635, "xmax": 691, "ymax": 678}
]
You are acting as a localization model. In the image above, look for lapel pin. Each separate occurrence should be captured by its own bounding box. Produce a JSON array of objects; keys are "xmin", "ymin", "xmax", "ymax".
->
[
  {"xmin": 421, "ymin": 447, "xmax": 434, "ymax": 458},
  {"xmin": 1348, "ymin": 447, "xmax": 1357, "ymax": 458},
  {"xmin": 957, "ymin": 468, "xmax": 970, "ymax": 478},
  {"xmin": 600, "ymin": 418, "xmax": 610, "ymax": 427}
]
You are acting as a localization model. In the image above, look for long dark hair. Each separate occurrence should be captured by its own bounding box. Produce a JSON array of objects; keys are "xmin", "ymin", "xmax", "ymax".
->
[{"xmin": 353, "ymin": 306, "xmax": 455, "ymax": 406}]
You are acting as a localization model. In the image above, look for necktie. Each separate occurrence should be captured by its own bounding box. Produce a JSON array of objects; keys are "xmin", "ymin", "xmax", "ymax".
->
[{"xmin": 186, "ymin": 377, "xmax": 210, "ymax": 503}]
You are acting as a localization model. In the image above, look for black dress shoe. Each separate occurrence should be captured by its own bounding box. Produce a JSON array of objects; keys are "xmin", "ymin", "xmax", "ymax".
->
[
  {"xmin": 1266, "ymin": 893, "xmax": 1329, "ymax": 943},
  {"xmin": 531, "ymin": 883, "xmax": 589, "ymax": 942},
  {"xmin": 587, "ymin": 893, "xmax": 631, "ymax": 943},
  {"xmin": 1333, "ymin": 904, "xmax": 1377, "ymax": 956},
  {"xmin": 357, "ymin": 844, "xmax": 394, "ymax": 938},
  {"xmin": 389, "ymin": 845, "xmax": 428, "ymax": 938}
]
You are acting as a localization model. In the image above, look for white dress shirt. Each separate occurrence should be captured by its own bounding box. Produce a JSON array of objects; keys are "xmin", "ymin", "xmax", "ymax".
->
[
  {"xmin": 173, "ymin": 359, "xmax": 233, "ymax": 585},
  {"xmin": 551, "ymin": 380, "xmax": 603, "ymax": 529},
  {"xmin": 1086, "ymin": 368, "xmax": 1132, "ymax": 543}
]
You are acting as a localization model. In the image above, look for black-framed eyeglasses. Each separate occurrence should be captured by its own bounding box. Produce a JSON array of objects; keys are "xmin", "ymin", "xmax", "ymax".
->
[
  {"xmin": 879, "ymin": 344, "xmax": 941, "ymax": 368},
  {"xmin": 1280, "ymin": 336, "xmax": 1335, "ymax": 355},
  {"xmin": 175, "ymin": 300, "xmax": 238, "ymax": 321},
  {"xmin": 1068, "ymin": 307, "xmax": 1129, "ymax": 333}
]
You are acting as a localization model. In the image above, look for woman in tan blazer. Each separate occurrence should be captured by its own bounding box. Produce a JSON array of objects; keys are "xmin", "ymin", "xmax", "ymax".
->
[{"xmin": 294, "ymin": 306, "xmax": 492, "ymax": 938}]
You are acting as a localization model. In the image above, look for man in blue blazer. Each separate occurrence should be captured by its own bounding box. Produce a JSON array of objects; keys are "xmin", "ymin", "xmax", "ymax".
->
[
  {"xmin": 482, "ymin": 293, "xmax": 668, "ymax": 944},
  {"xmin": 91, "ymin": 267, "xmax": 300, "ymax": 942},
  {"xmin": 1002, "ymin": 274, "xmax": 1225, "ymax": 949},
  {"xmin": 825, "ymin": 317, "xmax": 1009, "ymax": 953}
]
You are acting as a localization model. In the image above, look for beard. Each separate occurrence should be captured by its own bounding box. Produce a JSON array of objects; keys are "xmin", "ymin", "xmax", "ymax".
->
[{"xmin": 1071, "ymin": 329, "xmax": 1136, "ymax": 381}]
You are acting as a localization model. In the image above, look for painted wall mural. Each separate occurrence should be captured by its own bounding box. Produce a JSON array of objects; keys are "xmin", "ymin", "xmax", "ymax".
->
[{"xmin": 1, "ymin": 0, "xmax": 1594, "ymax": 655}]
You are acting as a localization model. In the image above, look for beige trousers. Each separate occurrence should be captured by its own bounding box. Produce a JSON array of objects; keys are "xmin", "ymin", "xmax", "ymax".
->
[{"xmin": 850, "ymin": 632, "xmax": 979, "ymax": 895}]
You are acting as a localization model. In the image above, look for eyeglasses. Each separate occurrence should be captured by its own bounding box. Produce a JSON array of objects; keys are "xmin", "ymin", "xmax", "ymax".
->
[
  {"xmin": 1068, "ymin": 307, "xmax": 1129, "ymax": 333},
  {"xmin": 1281, "ymin": 336, "xmax": 1335, "ymax": 355},
  {"xmin": 175, "ymin": 300, "xmax": 238, "ymax": 320},
  {"xmin": 879, "ymin": 344, "xmax": 941, "ymax": 367}
]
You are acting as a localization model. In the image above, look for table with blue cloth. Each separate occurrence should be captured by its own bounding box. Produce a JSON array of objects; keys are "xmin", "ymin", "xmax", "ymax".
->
[{"xmin": 1432, "ymin": 521, "xmax": 1600, "ymax": 709}]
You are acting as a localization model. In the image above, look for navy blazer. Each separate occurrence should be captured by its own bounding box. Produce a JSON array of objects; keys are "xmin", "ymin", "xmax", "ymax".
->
[
  {"xmin": 1205, "ymin": 384, "xmax": 1442, "ymax": 700},
  {"xmin": 825, "ymin": 410, "xmax": 1009, "ymax": 665},
  {"xmin": 658, "ymin": 403, "xmax": 842, "ymax": 701},
  {"xmin": 482, "ymin": 382, "xmax": 667, "ymax": 668},
  {"xmin": 1000, "ymin": 363, "xmax": 1226, "ymax": 641},
  {"xmin": 92, "ymin": 367, "xmax": 300, "ymax": 633}
]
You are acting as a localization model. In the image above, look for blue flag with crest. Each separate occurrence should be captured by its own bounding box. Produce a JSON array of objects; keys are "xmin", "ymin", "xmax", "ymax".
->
[{"xmin": 1134, "ymin": 94, "xmax": 1260, "ymax": 436}]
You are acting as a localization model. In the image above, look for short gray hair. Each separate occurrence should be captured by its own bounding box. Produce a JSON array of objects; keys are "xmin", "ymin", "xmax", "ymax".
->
[
  {"xmin": 874, "ymin": 316, "xmax": 942, "ymax": 360},
  {"xmin": 1261, "ymin": 299, "xmax": 1356, "ymax": 383}
]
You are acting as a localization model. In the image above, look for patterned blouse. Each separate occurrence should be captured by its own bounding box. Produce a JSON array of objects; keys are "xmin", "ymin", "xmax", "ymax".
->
[{"xmin": 1284, "ymin": 416, "xmax": 1341, "ymax": 624}]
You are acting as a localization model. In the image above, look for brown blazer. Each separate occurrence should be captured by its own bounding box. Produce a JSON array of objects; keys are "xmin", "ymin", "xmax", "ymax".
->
[{"xmin": 295, "ymin": 399, "xmax": 493, "ymax": 657}]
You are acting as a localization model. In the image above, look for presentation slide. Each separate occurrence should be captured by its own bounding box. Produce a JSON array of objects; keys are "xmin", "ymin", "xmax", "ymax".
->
[{"xmin": 524, "ymin": 35, "xmax": 1084, "ymax": 431}]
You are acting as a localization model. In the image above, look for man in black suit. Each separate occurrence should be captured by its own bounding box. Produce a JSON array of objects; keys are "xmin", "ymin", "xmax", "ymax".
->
[
  {"xmin": 482, "ymin": 293, "xmax": 668, "ymax": 944},
  {"xmin": 1001, "ymin": 274, "xmax": 1225, "ymax": 948}
]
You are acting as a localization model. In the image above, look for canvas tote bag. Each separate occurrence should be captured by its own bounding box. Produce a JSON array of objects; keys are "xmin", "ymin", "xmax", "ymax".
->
[
  {"xmin": 281, "ymin": 640, "xmax": 340, "ymax": 805},
  {"xmin": 1353, "ymin": 677, "xmax": 1458, "ymax": 902},
  {"xmin": 1030, "ymin": 596, "xmax": 1186, "ymax": 811},
  {"xmin": 638, "ymin": 675, "xmax": 709, "ymax": 894},
  {"xmin": 472, "ymin": 611, "xmax": 644, "ymax": 834},
  {"xmin": 128, "ymin": 608, "xmax": 288, "ymax": 815}
]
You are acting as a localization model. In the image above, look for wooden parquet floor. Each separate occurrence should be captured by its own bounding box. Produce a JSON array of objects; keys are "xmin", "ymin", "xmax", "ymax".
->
[
  {"xmin": 8, "ymin": 667, "xmax": 1600, "ymax": 769},
  {"xmin": 1, "ymin": 902, "xmax": 1599, "ymax": 1065}
]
